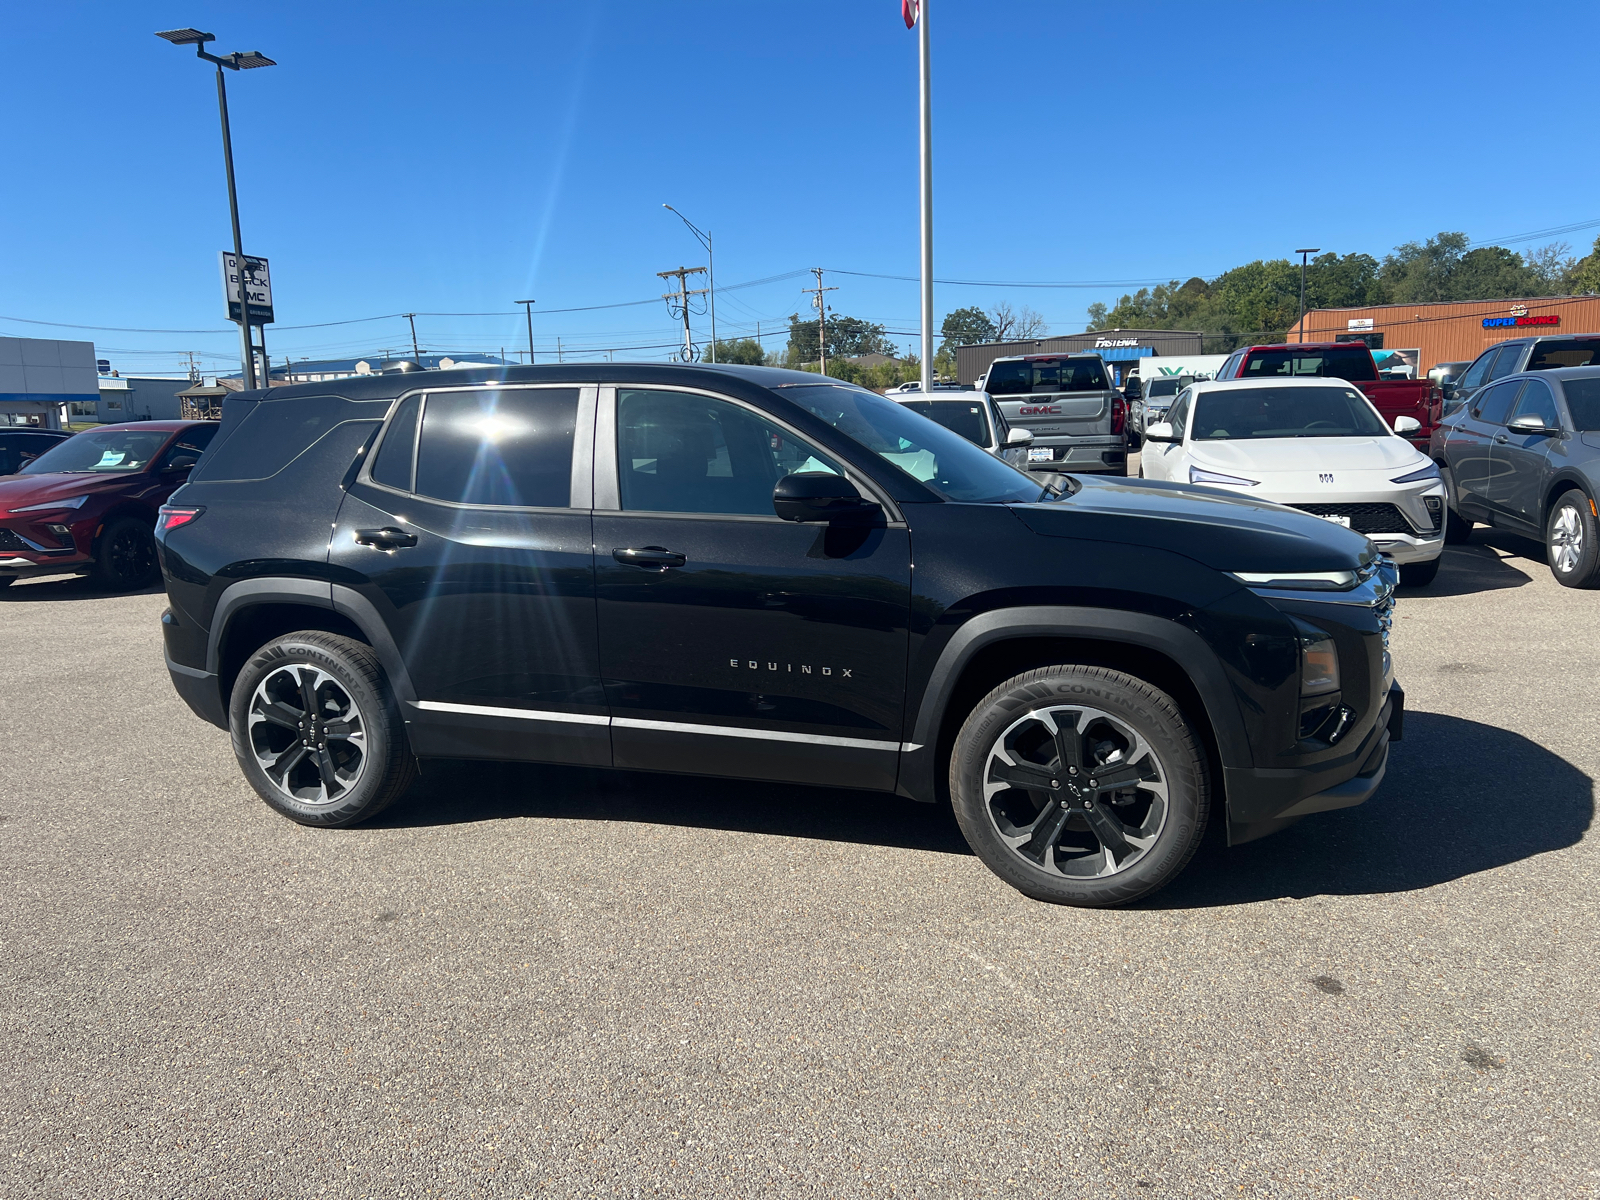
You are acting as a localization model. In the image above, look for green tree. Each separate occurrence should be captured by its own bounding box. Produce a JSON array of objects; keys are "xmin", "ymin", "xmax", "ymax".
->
[
  {"xmin": 940, "ymin": 306, "xmax": 996, "ymax": 354},
  {"xmin": 702, "ymin": 337, "xmax": 766, "ymax": 365},
  {"xmin": 785, "ymin": 312, "xmax": 895, "ymax": 364},
  {"xmin": 1569, "ymin": 236, "xmax": 1600, "ymax": 294}
]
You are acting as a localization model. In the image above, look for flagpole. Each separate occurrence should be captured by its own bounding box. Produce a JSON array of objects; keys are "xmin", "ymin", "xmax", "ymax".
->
[{"xmin": 918, "ymin": 0, "xmax": 934, "ymax": 393}]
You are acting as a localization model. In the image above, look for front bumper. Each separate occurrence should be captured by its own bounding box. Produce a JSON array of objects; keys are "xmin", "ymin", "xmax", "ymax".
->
[
  {"xmin": 0, "ymin": 553, "xmax": 91, "ymax": 580},
  {"xmin": 1224, "ymin": 681, "xmax": 1403, "ymax": 845}
]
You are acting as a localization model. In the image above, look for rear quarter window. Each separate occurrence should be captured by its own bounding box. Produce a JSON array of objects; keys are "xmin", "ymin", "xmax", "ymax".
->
[{"xmin": 190, "ymin": 394, "xmax": 388, "ymax": 482}]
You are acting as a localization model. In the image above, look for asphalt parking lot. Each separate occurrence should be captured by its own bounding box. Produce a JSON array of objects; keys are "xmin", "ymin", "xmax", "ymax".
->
[{"xmin": 2, "ymin": 529, "xmax": 1597, "ymax": 1199}]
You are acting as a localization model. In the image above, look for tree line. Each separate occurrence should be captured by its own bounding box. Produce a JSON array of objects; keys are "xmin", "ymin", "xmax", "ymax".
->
[{"xmin": 1086, "ymin": 232, "xmax": 1600, "ymax": 353}]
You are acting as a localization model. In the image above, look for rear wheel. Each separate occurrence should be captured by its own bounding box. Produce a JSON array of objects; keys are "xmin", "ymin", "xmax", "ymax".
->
[
  {"xmin": 229, "ymin": 631, "xmax": 416, "ymax": 826},
  {"xmin": 1400, "ymin": 556, "xmax": 1441, "ymax": 588},
  {"xmin": 1546, "ymin": 489, "xmax": 1600, "ymax": 588},
  {"xmin": 949, "ymin": 666, "xmax": 1210, "ymax": 908},
  {"xmin": 1440, "ymin": 465, "xmax": 1473, "ymax": 544},
  {"xmin": 89, "ymin": 516, "xmax": 158, "ymax": 591}
]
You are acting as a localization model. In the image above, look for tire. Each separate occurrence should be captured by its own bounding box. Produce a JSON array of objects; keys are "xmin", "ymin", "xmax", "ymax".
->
[
  {"xmin": 1440, "ymin": 466, "xmax": 1473, "ymax": 544},
  {"xmin": 1400, "ymin": 556, "xmax": 1441, "ymax": 588},
  {"xmin": 89, "ymin": 516, "xmax": 158, "ymax": 591},
  {"xmin": 949, "ymin": 665, "xmax": 1210, "ymax": 908},
  {"xmin": 228, "ymin": 631, "xmax": 416, "ymax": 826},
  {"xmin": 1546, "ymin": 489, "xmax": 1600, "ymax": 588}
]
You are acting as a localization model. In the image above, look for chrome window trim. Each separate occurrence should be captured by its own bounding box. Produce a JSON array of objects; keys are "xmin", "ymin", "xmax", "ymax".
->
[
  {"xmin": 413, "ymin": 700, "xmax": 608, "ymax": 726},
  {"xmin": 356, "ymin": 381, "xmax": 598, "ymax": 513},
  {"xmin": 595, "ymin": 382, "xmax": 905, "ymax": 524}
]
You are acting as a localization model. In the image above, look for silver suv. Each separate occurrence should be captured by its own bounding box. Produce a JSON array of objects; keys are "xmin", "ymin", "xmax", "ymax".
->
[{"xmin": 985, "ymin": 353, "xmax": 1128, "ymax": 474}]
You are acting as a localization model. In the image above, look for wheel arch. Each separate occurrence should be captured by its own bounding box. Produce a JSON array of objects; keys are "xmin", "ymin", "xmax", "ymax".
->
[
  {"xmin": 207, "ymin": 578, "xmax": 417, "ymax": 717},
  {"xmin": 1541, "ymin": 475, "xmax": 1593, "ymax": 527},
  {"xmin": 897, "ymin": 607, "xmax": 1251, "ymax": 809}
]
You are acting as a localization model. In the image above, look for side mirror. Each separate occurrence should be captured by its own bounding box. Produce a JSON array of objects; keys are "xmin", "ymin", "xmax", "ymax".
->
[
  {"xmin": 772, "ymin": 472, "xmax": 877, "ymax": 523},
  {"xmin": 1507, "ymin": 414, "xmax": 1558, "ymax": 437},
  {"xmin": 164, "ymin": 454, "xmax": 200, "ymax": 472},
  {"xmin": 1005, "ymin": 427, "xmax": 1034, "ymax": 446},
  {"xmin": 1393, "ymin": 416, "xmax": 1422, "ymax": 434},
  {"xmin": 1143, "ymin": 422, "xmax": 1178, "ymax": 443}
]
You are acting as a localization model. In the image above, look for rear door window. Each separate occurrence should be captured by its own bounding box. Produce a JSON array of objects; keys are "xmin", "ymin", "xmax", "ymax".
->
[
  {"xmin": 156, "ymin": 424, "xmax": 218, "ymax": 471},
  {"xmin": 1559, "ymin": 378, "xmax": 1600, "ymax": 430},
  {"xmin": 414, "ymin": 387, "xmax": 580, "ymax": 508},
  {"xmin": 1457, "ymin": 351, "xmax": 1495, "ymax": 391},
  {"xmin": 1485, "ymin": 344, "xmax": 1525, "ymax": 382},
  {"xmin": 370, "ymin": 394, "xmax": 420, "ymax": 491}
]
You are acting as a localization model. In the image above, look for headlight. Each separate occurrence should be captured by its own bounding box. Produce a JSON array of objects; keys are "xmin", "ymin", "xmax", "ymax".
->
[
  {"xmin": 10, "ymin": 494, "xmax": 88, "ymax": 513},
  {"xmin": 1390, "ymin": 461, "xmax": 1441, "ymax": 485},
  {"xmin": 1189, "ymin": 466, "xmax": 1259, "ymax": 487},
  {"xmin": 1232, "ymin": 569, "xmax": 1358, "ymax": 591}
]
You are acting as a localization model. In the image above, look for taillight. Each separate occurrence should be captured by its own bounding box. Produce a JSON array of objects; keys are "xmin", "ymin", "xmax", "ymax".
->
[
  {"xmin": 158, "ymin": 505, "xmax": 203, "ymax": 532},
  {"xmin": 1111, "ymin": 394, "xmax": 1126, "ymax": 435}
]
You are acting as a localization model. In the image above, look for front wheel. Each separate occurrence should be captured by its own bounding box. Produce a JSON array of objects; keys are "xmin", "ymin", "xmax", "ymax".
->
[
  {"xmin": 949, "ymin": 666, "xmax": 1210, "ymax": 907},
  {"xmin": 1400, "ymin": 556, "xmax": 1441, "ymax": 588},
  {"xmin": 228, "ymin": 631, "xmax": 416, "ymax": 826},
  {"xmin": 1547, "ymin": 489, "xmax": 1600, "ymax": 588}
]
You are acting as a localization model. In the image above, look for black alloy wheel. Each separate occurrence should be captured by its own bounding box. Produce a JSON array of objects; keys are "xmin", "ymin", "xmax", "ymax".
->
[
  {"xmin": 1546, "ymin": 489, "xmax": 1600, "ymax": 588},
  {"xmin": 950, "ymin": 665, "xmax": 1209, "ymax": 907},
  {"xmin": 229, "ymin": 631, "xmax": 416, "ymax": 826},
  {"xmin": 89, "ymin": 516, "xmax": 158, "ymax": 591}
]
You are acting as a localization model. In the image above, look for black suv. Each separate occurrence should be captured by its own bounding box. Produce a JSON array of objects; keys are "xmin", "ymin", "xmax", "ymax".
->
[
  {"xmin": 1444, "ymin": 333, "xmax": 1600, "ymax": 414},
  {"xmin": 157, "ymin": 364, "xmax": 1403, "ymax": 907}
]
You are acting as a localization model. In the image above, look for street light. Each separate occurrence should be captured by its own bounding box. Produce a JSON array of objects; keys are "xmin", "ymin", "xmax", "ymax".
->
[
  {"xmin": 155, "ymin": 28, "xmax": 276, "ymax": 389},
  {"xmin": 1295, "ymin": 248, "xmax": 1321, "ymax": 344},
  {"xmin": 516, "ymin": 299, "xmax": 536, "ymax": 364},
  {"xmin": 663, "ymin": 205, "xmax": 715, "ymax": 363}
]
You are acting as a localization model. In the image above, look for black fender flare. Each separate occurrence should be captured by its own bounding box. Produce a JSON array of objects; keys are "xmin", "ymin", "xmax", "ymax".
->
[
  {"xmin": 896, "ymin": 605, "xmax": 1251, "ymax": 803},
  {"xmin": 205, "ymin": 577, "xmax": 417, "ymax": 706}
]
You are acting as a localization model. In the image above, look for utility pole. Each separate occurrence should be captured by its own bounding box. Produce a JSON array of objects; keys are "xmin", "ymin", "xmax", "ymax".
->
[
  {"xmin": 663, "ymin": 205, "xmax": 716, "ymax": 362},
  {"xmin": 1295, "ymin": 248, "xmax": 1320, "ymax": 343},
  {"xmin": 557, "ymin": 337, "xmax": 563, "ymax": 363},
  {"xmin": 915, "ymin": 0, "xmax": 934, "ymax": 393},
  {"xmin": 659, "ymin": 265, "xmax": 708, "ymax": 362},
  {"xmin": 804, "ymin": 268, "xmax": 839, "ymax": 376},
  {"xmin": 404, "ymin": 313, "xmax": 421, "ymax": 362},
  {"xmin": 517, "ymin": 299, "xmax": 536, "ymax": 364}
]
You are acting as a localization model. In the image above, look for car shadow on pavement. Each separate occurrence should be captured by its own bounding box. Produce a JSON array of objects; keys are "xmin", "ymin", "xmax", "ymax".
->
[
  {"xmin": 1412, "ymin": 539, "xmax": 1535, "ymax": 598},
  {"xmin": 372, "ymin": 758, "xmax": 975, "ymax": 857},
  {"xmin": 1149, "ymin": 710, "xmax": 1593, "ymax": 908},
  {"xmin": 0, "ymin": 575, "xmax": 164, "ymax": 602}
]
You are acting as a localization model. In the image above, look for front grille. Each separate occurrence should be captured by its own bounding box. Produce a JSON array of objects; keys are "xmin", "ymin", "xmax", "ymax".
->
[
  {"xmin": 0, "ymin": 529, "xmax": 29, "ymax": 552},
  {"xmin": 1290, "ymin": 503, "xmax": 1418, "ymax": 535}
]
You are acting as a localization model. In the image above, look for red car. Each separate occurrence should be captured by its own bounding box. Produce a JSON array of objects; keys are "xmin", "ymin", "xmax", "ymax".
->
[{"xmin": 0, "ymin": 420, "xmax": 217, "ymax": 591}]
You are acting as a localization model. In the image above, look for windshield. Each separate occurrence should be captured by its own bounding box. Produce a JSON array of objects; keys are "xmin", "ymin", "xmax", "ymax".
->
[
  {"xmin": 1243, "ymin": 347, "xmax": 1377, "ymax": 382},
  {"xmin": 899, "ymin": 399, "xmax": 992, "ymax": 447},
  {"xmin": 986, "ymin": 357, "xmax": 1108, "ymax": 395},
  {"xmin": 1192, "ymin": 386, "xmax": 1392, "ymax": 440},
  {"xmin": 1145, "ymin": 378, "xmax": 1181, "ymax": 399},
  {"xmin": 780, "ymin": 384, "xmax": 1042, "ymax": 503},
  {"xmin": 21, "ymin": 428, "xmax": 171, "ymax": 474},
  {"xmin": 1559, "ymin": 377, "xmax": 1600, "ymax": 430}
]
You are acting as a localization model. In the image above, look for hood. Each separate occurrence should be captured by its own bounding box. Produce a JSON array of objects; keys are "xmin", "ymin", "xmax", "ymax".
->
[
  {"xmin": 1188, "ymin": 436, "xmax": 1423, "ymax": 476},
  {"xmin": 1012, "ymin": 474, "xmax": 1372, "ymax": 574},
  {"xmin": 1583, "ymin": 432, "xmax": 1600, "ymax": 451},
  {"xmin": 0, "ymin": 472, "xmax": 137, "ymax": 512}
]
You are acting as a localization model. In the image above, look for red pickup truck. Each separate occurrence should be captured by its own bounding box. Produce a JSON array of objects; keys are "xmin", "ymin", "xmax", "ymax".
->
[{"xmin": 1213, "ymin": 342, "xmax": 1440, "ymax": 451}]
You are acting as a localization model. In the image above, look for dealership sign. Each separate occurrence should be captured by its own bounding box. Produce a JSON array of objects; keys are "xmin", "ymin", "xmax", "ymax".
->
[
  {"xmin": 1483, "ymin": 314, "xmax": 1558, "ymax": 329},
  {"xmin": 1347, "ymin": 318, "xmax": 1375, "ymax": 331},
  {"xmin": 219, "ymin": 252, "xmax": 274, "ymax": 325}
]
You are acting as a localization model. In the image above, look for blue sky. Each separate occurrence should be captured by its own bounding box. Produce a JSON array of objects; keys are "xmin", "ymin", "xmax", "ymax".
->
[{"xmin": 4, "ymin": 1, "xmax": 1599, "ymax": 376}]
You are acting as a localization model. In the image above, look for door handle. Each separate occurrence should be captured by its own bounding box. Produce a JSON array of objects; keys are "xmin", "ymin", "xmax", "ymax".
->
[
  {"xmin": 354, "ymin": 526, "xmax": 418, "ymax": 551},
  {"xmin": 1494, "ymin": 433, "xmax": 1508, "ymax": 444},
  {"xmin": 613, "ymin": 546, "xmax": 686, "ymax": 571}
]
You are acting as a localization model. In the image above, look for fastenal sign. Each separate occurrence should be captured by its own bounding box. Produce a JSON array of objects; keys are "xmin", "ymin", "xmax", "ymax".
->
[{"xmin": 219, "ymin": 252, "xmax": 274, "ymax": 325}]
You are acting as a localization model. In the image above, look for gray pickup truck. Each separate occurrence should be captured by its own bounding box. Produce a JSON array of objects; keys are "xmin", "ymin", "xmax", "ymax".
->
[{"xmin": 985, "ymin": 353, "xmax": 1128, "ymax": 474}]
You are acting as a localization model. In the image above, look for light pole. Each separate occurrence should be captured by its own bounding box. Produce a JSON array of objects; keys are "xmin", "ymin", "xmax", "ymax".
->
[
  {"xmin": 663, "ymin": 205, "xmax": 715, "ymax": 362},
  {"xmin": 155, "ymin": 29, "xmax": 275, "ymax": 390},
  {"xmin": 517, "ymin": 299, "xmax": 536, "ymax": 364},
  {"xmin": 1295, "ymin": 247, "xmax": 1321, "ymax": 343}
]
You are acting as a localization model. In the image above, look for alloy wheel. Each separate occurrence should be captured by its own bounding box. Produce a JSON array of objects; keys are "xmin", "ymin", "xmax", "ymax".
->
[
  {"xmin": 1551, "ymin": 503, "xmax": 1584, "ymax": 574},
  {"xmin": 247, "ymin": 664, "xmax": 368, "ymax": 805},
  {"xmin": 107, "ymin": 525, "xmax": 154, "ymax": 583},
  {"xmin": 982, "ymin": 704, "xmax": 1169, "ymax": 879}
]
